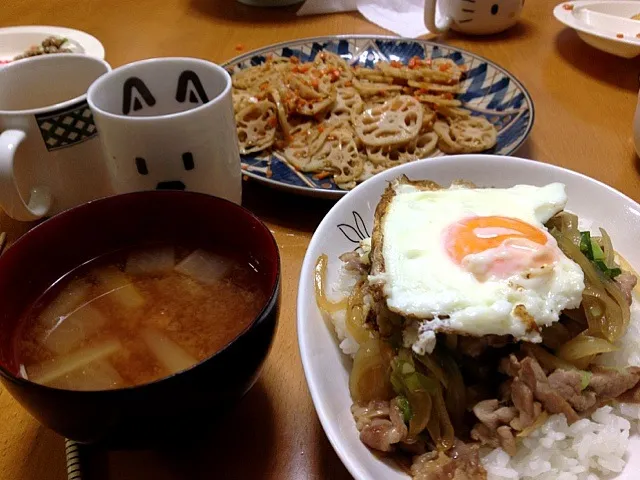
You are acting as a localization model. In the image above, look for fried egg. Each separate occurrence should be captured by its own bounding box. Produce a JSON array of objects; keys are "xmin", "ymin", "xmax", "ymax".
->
[{"xmin": 368, "ymin": 178, "xmax": 585, "ymax": 353}]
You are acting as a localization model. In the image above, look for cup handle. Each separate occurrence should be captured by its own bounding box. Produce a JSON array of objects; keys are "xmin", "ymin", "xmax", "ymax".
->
[
  {"xmin": 0, "ymin": 130, "xmax": 52, "ymax": 221},
  {"xmin": 424, "ymin": 0, "xmax": 453, "ymax": 33}
]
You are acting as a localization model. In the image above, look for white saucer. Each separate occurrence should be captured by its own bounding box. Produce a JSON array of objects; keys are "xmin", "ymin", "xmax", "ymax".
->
[
  {"xmin": 554, "ymin": 1, "xmax": 640, "ymax": 58},
  {"xmin": 0, "ymin": 26, "xmax": 105, "ymax": 64}
]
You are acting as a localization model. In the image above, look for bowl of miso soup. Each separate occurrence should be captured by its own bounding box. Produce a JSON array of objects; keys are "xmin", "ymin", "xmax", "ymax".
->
[{"xmin": 0, "ymin": 191, "xmax": 280, "ymax": 445}]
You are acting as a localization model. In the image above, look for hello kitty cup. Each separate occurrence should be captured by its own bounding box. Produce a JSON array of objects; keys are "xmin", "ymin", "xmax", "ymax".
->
[
  {"xmin": 87, "ymin": 57, "xmax": 241, "ymax": 205},
  {"xmin": 424, "ymin": 0, "xmax": 524, "ymax": 35}
]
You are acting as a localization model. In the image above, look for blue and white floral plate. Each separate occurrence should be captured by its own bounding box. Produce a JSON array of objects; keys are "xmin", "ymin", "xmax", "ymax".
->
[{"xmin": 224, "ymin": 36, "xmax": 534, "ymax": 199}]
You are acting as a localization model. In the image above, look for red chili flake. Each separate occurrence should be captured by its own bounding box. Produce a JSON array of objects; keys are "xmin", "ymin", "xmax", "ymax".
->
[
  {"xmin": 311, "ymin": 78, "xmax": 319, "ymax": 88},
  {"xmin": 616, "ymin": 33, "xmax": 624, "ymax": 38},
  {"xmin": 563, "ymin": 3, "xmax": 574, "ymax": 10},
  {"xmin": 390, "ymin": 60, "xmax": 403, "ymax": 68},
  {"xmin": 267, "ymin": 117, "xmax": 278, "ymax": 128},
  {"xmin": 443, "ymin": 93, "xmax": 454, "ymax": 100},
  {"xmin": 317, "ymin": 125, "xmax": 324, "ymax": 133},
  {"xmin": 259, "ymin": 82, "xmax": 269, "ymax": 91},
  {"xmin": 327, "ymin": 68, "xmax": 340, "ymax": 82},
  {"xmin": 344, "ymin": 80, "xmax": 353, "ymax": 87},
  {"xmin": 242, "ymin": 175, "xmax": 249, "ymax": 181},
  {"xmin": 266, "ymin": 168, "xmax": 273, "ymax": 178},
  {"xmin": 408, "ymin": 57, "xmax": 419, "ymax": 69},
  {"xmin": 439, "ymin": 63, "xmax": 451, "ymax": 72},
  {"xmin": 313, "ymin": 172, "xmax": 332, "ymax": 180},
  {"xmin": 290, "ymin": 56, "xmax": 300, "ymax": 64},
  {"xmin": 235, "ymin": 44, "xmax": 245, "ymax": 52}
]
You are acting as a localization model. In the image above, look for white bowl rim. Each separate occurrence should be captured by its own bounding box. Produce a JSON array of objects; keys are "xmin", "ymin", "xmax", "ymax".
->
[{"xmin": 554, "ymin": 1, "xmax": 640, "ymax": 46}]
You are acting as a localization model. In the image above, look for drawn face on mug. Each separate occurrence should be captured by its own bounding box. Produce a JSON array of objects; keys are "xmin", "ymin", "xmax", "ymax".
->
[
  {"xmin": 87, "ymin": 57, "xmax": 242, "ymax": 205},
  {"xmin": 120, "ymin": 71, "xmax": 210, "ymax": 191},
  {"xmin": 450, "ymin": 0, "xmax": 525, "ymax": 34}
]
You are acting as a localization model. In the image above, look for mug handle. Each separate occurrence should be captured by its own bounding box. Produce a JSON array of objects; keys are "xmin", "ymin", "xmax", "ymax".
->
[
  {"xmin": 424, "ymin": 0, "xmax": 453, "ymax": 33},
  {"xmin": 0, "ymin": 129, "xmax": 52, "ymax": 221}
]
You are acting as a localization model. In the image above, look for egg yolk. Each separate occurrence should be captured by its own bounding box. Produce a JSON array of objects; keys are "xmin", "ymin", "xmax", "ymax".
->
[{"xmin": 444, "ymin": 216, "xmax": 549, "ymax": 265}]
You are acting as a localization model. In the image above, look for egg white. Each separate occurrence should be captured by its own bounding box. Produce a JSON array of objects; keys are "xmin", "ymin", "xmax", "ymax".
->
[{"xmin": 369, "ymin": 183, "xmax": 585, "ymax": 350}]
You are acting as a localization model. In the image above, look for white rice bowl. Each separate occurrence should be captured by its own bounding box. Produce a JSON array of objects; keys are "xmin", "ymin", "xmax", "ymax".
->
[{"xmin": 297, "ymin": 156, "xmax": 640, "ymax": 480}]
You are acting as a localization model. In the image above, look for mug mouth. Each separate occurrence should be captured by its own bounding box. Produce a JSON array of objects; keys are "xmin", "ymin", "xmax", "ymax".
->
[
  {"xmin": 87, "ymin": 57, "xmax": 232, "ymax": 122},
  {"xmin": 0, "ymin": 53, "xmax": 111, "ymax": 116},
  {"xmin": 0, "ymin": 190, "xmax": 281, "ymax": 395}
]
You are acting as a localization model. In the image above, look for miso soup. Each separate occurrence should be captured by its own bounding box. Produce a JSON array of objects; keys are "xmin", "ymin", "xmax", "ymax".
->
[{"xmin": 13, "ymin": 244, "xmax": 268, "ymax": 391}]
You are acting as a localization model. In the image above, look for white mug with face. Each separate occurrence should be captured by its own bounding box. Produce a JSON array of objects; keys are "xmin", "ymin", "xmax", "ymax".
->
[
  {"xmin": 0, "ymin": 54, "xmax": 112, "ymax": 221},
  {"xmin": 87, "ymin": 57, "xmax": 241, "ymax": 205},
  {"xmin": 424, "ymin": 0, "xmax": 524, "ymax": 35}
]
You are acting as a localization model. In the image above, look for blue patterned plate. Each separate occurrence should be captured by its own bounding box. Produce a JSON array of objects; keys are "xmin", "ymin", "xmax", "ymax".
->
[{"xmin": 224, "ymin": 35, "xmax": 534, "ymax": 199}]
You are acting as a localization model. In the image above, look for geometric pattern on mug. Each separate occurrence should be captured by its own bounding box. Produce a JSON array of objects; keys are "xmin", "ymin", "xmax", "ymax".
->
[{"xmin": 35, "ymin": 100, "xmax": 98, "ymax": 152}]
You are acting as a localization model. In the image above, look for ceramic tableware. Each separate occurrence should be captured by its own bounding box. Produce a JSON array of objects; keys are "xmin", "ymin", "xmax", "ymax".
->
[
  {"xmin": 424, "ymin": 0, "xmax": 524, "ymax": 35},
  {"xmin": 554, "ymin": 1, "xmax": 640, "ymax": 59},
  {"xmin": 87, "ymin": 57, "xmax": 242, "ymax": 204},
  {"xmin": 297, "ymin": 155, "xmax": 640, "ymax": 479},
  {"xmin": 224, "ymin": 35, "xmax": 534, "ymax": 198},
  {"xmin": 0, "ymin": 25, "xmax": 105, "ymax": 65},
  {"xmin": 0, "ymin": 54, "xmax": 112, "ymax": 221}
]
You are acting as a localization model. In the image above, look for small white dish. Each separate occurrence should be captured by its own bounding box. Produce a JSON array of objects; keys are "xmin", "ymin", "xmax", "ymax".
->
[
  {"xmin": 297, "ymin": 154, "xmax": 640, "ymax": 480},
  {"xmin": 0, "ymin": 26, "xmax": 105, "ymax": 65},
  {"xmin": 554, "ymin": 1, "xmax": 640, "ymax": 58}
]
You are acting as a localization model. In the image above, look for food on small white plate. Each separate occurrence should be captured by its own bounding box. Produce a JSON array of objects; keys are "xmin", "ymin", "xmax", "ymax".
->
[
  {"xmin": 315, "ymin": 176, "xmax": 640, "ymax": 479},
  {"xmin": 230, "ymin": 53, "xmax": 498, "ymax": 190},
  {"xmin": 1, "ymin": 36, "xmax": 73, "ymax": 64}
]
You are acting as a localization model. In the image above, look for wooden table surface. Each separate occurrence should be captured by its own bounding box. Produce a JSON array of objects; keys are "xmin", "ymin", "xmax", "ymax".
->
[{"xmin": 1, "ymin": 0, "xmax": 639, "ymax": 478}]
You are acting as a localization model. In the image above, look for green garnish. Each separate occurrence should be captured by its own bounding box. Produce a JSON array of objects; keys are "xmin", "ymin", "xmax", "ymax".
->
[
  {"xmin": 579, "ymin": 231, "xmax": 621, "ymax": 279},
  {"xmin": 580, "ymin": 231, "xmax": 592, "ymax": 258},
  {"xmin": 591, "ymin": 239, "xmax": 605, "ymax": 261},
  {"xmin": 580, "ymin": 371, "xmax": 592, "ymax": 390},
  {"xmin": 396, "ymin": 395, "xmax": 412, "ymax": 424}
]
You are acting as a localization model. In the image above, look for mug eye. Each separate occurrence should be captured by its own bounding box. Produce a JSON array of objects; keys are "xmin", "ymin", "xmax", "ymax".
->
[
  {"xmin": 182, "ymin": 152, "xmax": 195, "ymax": 171},
  {"xmin": 135, "ymin": 157, "xmax": 149, "ymax": 175}
]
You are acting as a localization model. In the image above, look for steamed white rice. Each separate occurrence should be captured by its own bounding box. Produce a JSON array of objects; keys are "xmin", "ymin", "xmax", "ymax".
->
[{"xmin": 327, "ymin": 263, "xmax": 640, "ymax": 480}]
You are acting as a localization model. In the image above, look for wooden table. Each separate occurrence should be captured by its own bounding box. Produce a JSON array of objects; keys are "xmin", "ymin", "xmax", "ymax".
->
[{"xmin": 1, "ymin": 0, "xmax": 639, "ymax": 478}]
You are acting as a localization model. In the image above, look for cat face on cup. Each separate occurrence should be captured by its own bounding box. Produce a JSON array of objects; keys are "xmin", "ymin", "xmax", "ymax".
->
[
  {"xmin": 450, "ymin": 0, "xmax": 524, "ymax": 35},
  {"xmin": 425, "ymin": 0, "xmax": 525, "ymax": 36}
]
